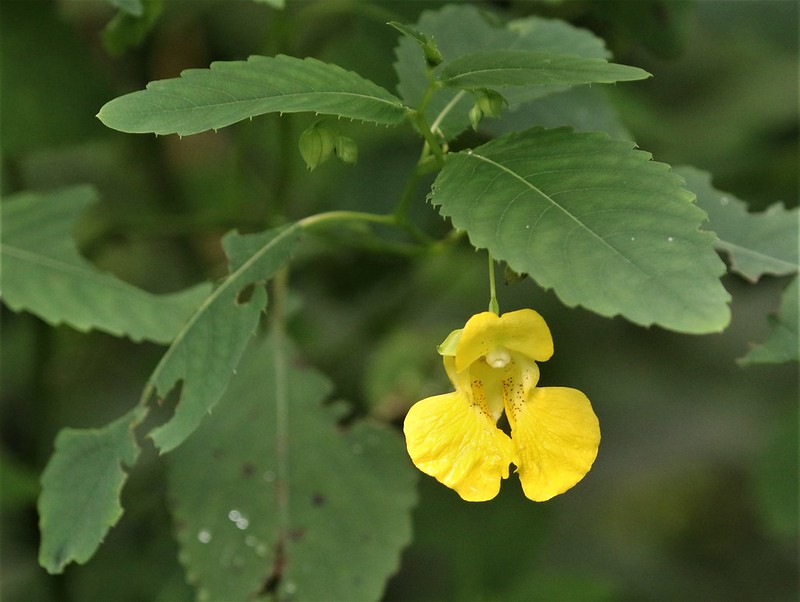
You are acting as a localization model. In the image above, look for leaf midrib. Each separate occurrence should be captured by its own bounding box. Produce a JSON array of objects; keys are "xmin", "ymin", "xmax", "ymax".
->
[
  {"xmin": 145, "ymin": 223, "xmax": 300, "ymax": 395},
  {"xmin": 1, "ymin": 244, "xmax": 157, "ymax": 295},
  {"xmin": 464, "ymin": 150, "xmax": 640, "ymax": 271},
  {"xmin": 116, "ymin": 89, "xmax": 406, "ymax": 115},
  {"xmin": 445, "ymin": 62, "xmax": 611, "ymax": 80}
]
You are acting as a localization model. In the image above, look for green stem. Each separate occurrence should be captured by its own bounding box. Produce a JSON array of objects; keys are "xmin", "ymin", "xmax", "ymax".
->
[
  {"xmin": 410, "ymin": 69, "xmax": 446, "ymax": 165},
  {"xmin": 414, "ymin": 110, "xmax": 445, "ymax": 164},
  {"xmin": 299, "ymin": 210, "xmax": 396, "ymax": 230},
  {"xmin": 390, "ymin": 164, "xmax": 436, "ymax": 244},
  {"xmin": 301, "ymin": 209, "xmax": 432, "ymax": 246},
  {"xmin": 488, "ymin": 253, "xmax": 500, "ymax": 315}
]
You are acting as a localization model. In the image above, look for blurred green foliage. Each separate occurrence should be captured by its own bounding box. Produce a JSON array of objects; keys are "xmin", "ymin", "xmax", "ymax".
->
[{"xmin": 1, "ymin": 1, "xmax": 797, "ymax": 600}]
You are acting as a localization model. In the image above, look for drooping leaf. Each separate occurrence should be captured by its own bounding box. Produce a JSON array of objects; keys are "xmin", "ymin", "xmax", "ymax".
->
[
  {"xmin": 430, "ymin": 127, "xmax": 731, "ymax": 333},
  {"xmin": 146, "ymin": 225, "xmax": 302, "ymax": 453},
  {"xmin": 0, "ymin": 186, "xmax": 211, "ymax": 344},
  {"xmin": 740, "ymin": 278, "xmax": 798, "ymax": 365},
  {"xmin": 677, "ymin": 166, "xmax": 799, "ymax": 282},
  {"xmin": 393, "ymin": 5, "xmax": 612, "ymax": 139},
  {"xmin": 253, "ymin": 0, "xmax": 284, "ymax": 7},
  {"xmin": 97, "ymin": 55, "xmax": 409, "ymax": 137},
  {"xmin": 38, "ymin": 406, "xmax": 147, "ymax": 574},
  {"xmin": 168, "ymin": 334, "xmax": 417, "ymax": 601},
  {"xmin": 439, "ymin": 50, "xmax": 649, "ymax": 90},
  {"xmin": 102, "ymin": 0, "xmax": 163, "ymax": 56}
]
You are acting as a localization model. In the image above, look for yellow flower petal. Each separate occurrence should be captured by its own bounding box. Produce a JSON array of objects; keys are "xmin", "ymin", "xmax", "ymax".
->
[
  {"xmin": 403, "ymin": 391, "xmax": 514, "ymax": 502},
  {"xmin": 510, "ymin": 387, "xmax": 600, "ymax": 502},
  {"xmin": 455, "ymin": 309, "xmax": 554, "ymax": 372}
]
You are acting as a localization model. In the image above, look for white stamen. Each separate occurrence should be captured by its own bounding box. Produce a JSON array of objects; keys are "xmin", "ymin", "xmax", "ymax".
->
[{"xmin": 485, "ymin": 347, "xmax": 511, "ymax": 368}]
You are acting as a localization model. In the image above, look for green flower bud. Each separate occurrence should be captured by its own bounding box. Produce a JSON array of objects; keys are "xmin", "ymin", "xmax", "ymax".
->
[
  {"xmin": 299, "ymin": 122, "xmax": 336, "ymax": 170},
  {"xmin": 476, "ymin": 89, "xmax": 507, "ymax": 118},
  {"xmin": 468, "ymin": 103, "xmax": 483, "ymax": 131},
  {"xmin": 334, "ymin": 135, "xmax": 358, "ymax": 166},
  {"xmin": 422, "ymin": 40, "xmax": 443, "ymax": 68}
]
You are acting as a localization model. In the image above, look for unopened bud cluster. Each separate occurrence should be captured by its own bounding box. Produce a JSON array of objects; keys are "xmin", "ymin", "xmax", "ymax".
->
[
  {"xmin": 299, "ymin": 121, "xmax": 358, "ymax": 170},
  {"xmin": 469, "ymin": 89, "xmax": 507, "ymax": 130}
]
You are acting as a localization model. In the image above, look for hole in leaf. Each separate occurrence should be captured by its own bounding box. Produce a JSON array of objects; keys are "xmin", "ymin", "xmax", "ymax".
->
[
  {"xmin": 138, "ymin": 380, "xmax": 183, "ymax": 436},
  {"xmin": 236, "ymin": 283, "xmax": 256, "ymax": 305}
]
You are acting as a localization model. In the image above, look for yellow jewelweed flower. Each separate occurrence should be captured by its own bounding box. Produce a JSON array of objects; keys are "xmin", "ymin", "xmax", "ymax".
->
[{"xmin": 403, "ymin": 309, "xmax": 600, "ymax": 502}]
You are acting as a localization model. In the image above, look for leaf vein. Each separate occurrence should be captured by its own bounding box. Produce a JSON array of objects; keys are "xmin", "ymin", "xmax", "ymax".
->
[{"xmin": 465, "ymin": 150, "xmax": 637, "ymax": 268}]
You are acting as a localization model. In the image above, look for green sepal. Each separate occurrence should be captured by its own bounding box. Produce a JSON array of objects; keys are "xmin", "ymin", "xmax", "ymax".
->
[
  {"xmin": 437, "ymin": 328, "xmax": 463, "ymax": 356},
  {"xmin": 334, "ymin": 135, "xmax": 358, "ymax": 165},
  {"xmin": 299, "ymin": 121, "xmax": 336, "ymax": 170},
  {"xmin": 476, "ymin": 89, "xmax": 507, "ymax": 117}
]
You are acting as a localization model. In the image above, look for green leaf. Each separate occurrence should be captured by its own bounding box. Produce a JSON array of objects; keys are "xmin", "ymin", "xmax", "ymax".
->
[
  {"xmin": 97, "ymin": 55, "xmax": 409, "ymax": 137},
  {"xmin": 253, "ymin": 0, "xmax": 284, "ymax": 7},
  {"xmin": 740, "ymin": 278, "xmax": 798, "ymax": 365},
  {"xmin": 146, "ymin": 225, "xmax": 302, "ymax": 453},
  {"xmin": 102, "ymin": 0, "xmax": 163, "ymax": 56},
  {"xmin": 0, "ymin": 185, "xmax": 211, "ymax": 344},
  {"xmin": 393, "ymin": 5, "xmax": 612, "ymax": 139},
  {"xmin": 167, "ymin": 334, "xmax": 417, "ymax": 601},
  {"xmin": 481, "ymin": 85, "xmax": 632, "ymax": 141},
  {"xmin": 38, "ymin": 406, "xmax": 147, "ymax": 574},
  {"xmin": 106, "ymin": 0, "xmax": 143, "ymax": 16},
  {"xmin": 439, "ymin": 50, "xmax": 649, "ymax": 90},
  {"xmin": 676, "ymin": 166, "xmax": 799, "ymax": 282},
  {"xmin": 430, "ymin": 127, "xmax": 731, "ymax": 333}
]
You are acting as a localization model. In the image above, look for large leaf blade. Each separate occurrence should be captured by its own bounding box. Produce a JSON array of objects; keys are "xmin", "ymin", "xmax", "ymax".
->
[
  {"xmin": 98, "ymin": 55, "xmax": 409, "ymax": 136},
  {"xmin": 439, "ymin": 50, "xmax": 650, "ymax": 89},
  {"xmin": 393, "ymin": 5, "xmax": 613, "ymax": 139},
  {"xmin": 430, "ymin": 127, "xmax": 731, "ymax": 333},
  {"xmin": 0, "ymin": 186, "xmax": 210, "ymax": 344},
  {"xmin": 146, "ymin": 224, "xmax": 302, "ymax": 453},
  {"xmin": 38, "ymin": 406, "xmax": 147, "ymax": 574},
  {"xmin": 168, "ymin": 334, "xmax": 417, "ymax": 601},
  {"xmin": 677, "ymin": 166, "xmax": 799, "ymax": 282}
]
